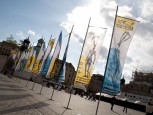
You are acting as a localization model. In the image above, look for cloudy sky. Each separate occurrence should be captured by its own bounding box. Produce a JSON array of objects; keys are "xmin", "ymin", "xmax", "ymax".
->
[{"xmin": 0, "ymin": 0, "xmax": 153, "ymax": 83}]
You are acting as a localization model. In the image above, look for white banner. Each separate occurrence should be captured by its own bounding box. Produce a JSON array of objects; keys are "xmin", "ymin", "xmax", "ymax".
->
[
  {"xmin": 75, "ymin": 27, "xmax": 106, "ymax": 85},
  {"xmin": 102, "ymin": 16, "xmax": 139, "ymax": 95}
]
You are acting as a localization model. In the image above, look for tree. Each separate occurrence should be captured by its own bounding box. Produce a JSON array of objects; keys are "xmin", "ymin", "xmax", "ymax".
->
[{"xmin": 6, "ymin": 35, "xmax": 17, "ymax": 44}]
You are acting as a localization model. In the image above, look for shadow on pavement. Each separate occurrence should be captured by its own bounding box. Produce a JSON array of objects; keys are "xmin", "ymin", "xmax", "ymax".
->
[
  {"xmin": 0, "ymin": 84, "xmax": 21, "ymax": 88},
  {"xmin": 0, "ymin": 94, "xmax": 32, "ymax": 101},
  {"xmin": 61, "ymin": 107, "xmax": 71, "ymax": 115},
  {"xmin": 112, "ymin": 110, "xmax": 120, "ymax": 115},
  {"xmin": 0, "ymin": 102, "xmax": 50, "ymax": 114},
  {"xmin": 0, "ymin": 79, "xmax": 13, "ymax": 83},
  {"xmin": 0, "ymin": 87, "xmax": 25, "ymax": 91}
]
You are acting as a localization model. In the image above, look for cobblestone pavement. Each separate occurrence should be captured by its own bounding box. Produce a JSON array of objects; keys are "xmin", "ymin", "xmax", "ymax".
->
[
  {"xmin": 0, "ymin": 74, "xmax": 145, "ymax": 115},
  {"xmin": 0, "ymin": 74, "xmax": 58, "ymax": 115}
]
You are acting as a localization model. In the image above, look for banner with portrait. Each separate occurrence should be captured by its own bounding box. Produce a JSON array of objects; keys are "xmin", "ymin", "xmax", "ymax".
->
[
  {"xmin": 102, "ymin": 16, "xmax": 139, "ymax": 95},
  {"xmin": 75, "ymin": 27, "xmax": 106, "ymax": 85}
]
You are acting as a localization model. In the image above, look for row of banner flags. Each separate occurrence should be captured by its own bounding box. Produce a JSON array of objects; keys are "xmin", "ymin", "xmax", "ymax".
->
[{"xmin": 12, "ymin": 13, "xmax": 139, "ymax": 95}]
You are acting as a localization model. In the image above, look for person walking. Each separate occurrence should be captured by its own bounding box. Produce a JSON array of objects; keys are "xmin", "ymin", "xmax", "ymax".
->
[
  {"xmin": 111, "ymin": 95, "xmax": 116, "ymax": 110},
  {"xmin": 123, "ymin": 99, "xmax": 128, "ymax": 113}
]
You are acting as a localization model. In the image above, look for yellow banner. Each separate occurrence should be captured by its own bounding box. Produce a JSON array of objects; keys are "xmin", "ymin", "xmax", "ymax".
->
[
  {"xmin": 116, "ymin": 16, "xmax": 135, "ymax": 32},
  {"xmin": 24, "ymin": 56, "xmax": 35, "ymax": 71},
  {"xmin": 75, "ymin": 56, "xmax": 92, "ymax": 84},
  {"xmin": 32, "ymin": 59, "xmax": 41, "ymax": 73},
  {"xmin": 74, "ymin": 27, "xmax": 106, "ymax": 85},
  {"xmin": 49, "ymin": 39, "xmax": 54, "ymax": 46},
  {"xmin": 47, "ymin": 57, "xmax": 56, "ymax": 77},
  {"xmin": 11, "ymin": 50, "xmax": 17, "ymax": 54}
]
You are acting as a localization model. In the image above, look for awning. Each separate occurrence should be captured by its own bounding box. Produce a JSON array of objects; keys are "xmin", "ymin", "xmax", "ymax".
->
[{"xmin": 73, "ymin": 83, "xmax": 87, "ymax": 92}]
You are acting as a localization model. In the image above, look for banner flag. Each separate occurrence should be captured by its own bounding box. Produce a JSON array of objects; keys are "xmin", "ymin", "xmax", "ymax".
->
[
  {"xmin": 24, "ymin": 46, "xmax": 36, "ymax": 72},
  {"xmin": 39, "ymin": 38, "xmax": 55, "ymax": 76},
  {"xmin": 19, "ymin": 50, "xmax": 28, "ymax": 71},
  {"xmin": 75, "ymin": 27, "xmax": 106, "ymax": 85},
  {"xmin": 102, "ymin": 16, "xmax": 139, "ymax": 95},
  {"xmin": 18, "ymin": 46, "xmax": 33, "ymax": 71},
  {"xmin": 14, "ymin": 51, "xmax": 21, "ymax": 66},
  {"xmin": 46, "ymin": 31, "xmax": 62, "ymax": 78},
  {"xmin": 57, "ymin": 25, "xmax": 74, "ymax": 83},
  {"xmin": 10, "ymin": 50, "xmax": 18, "ymax": 60},
  {"xmin": 15, "ymin": 50, "xmax": 26, "ymax": 71},
  {"xmin": 32, "ymin": 42, "xmax": 46, "ymax": 74}
]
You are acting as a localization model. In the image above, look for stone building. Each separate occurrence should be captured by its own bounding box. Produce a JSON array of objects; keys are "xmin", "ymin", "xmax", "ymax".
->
[
  {"xmin": 50, "ymin": 58, "xmax": 76, "ymax": 86},
  {"xmin": 0, "ymin": 41, "xmax": 20, "ymax": 72},
  {"xmin": 0, "ymin": 41, "xmax": 19, "ymax": 56},
  {"xmin": 88, "ymin": 74, "xmax": 103, "ymax": 93},
  {"xmin": 120, "ymin": 71, "xmax": 153, "ymax": 104}
]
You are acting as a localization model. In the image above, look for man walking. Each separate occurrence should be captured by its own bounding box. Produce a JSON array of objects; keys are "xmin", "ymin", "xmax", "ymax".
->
[
  {"xmin": 111, "ymin": 95, "xmax": 116, "ymax": 110},
  {"xmin": 123, "ymin": 99, "xmax": 128, "ymax": 113}
]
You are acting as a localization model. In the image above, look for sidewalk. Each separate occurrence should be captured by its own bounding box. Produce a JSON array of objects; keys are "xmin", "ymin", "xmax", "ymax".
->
[{"xmin": 0, "ymin": 74, "xmax": 145, "ymax": 115}]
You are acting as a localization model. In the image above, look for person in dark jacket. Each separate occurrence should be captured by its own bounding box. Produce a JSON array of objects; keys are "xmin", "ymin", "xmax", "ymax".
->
[
  {"xmin": 123, "ymin": 99, "xmax": 128, "ymax": 113},
  {"xmin": 111, "ymin": 95, "xmax": 116, "ymax": 110}
]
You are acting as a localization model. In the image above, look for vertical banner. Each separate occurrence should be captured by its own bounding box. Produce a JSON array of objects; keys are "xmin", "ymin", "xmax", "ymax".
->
[
  {"xmin": 102, "ymin": 16, "xmax": 139, "ymax": 95},
  {"xmin": 39, "ymin": 38, "xmax": 55, "ymax": 75},
  {"xmin": 32, "ymin": 42, "xmax": 46, "ymax": 74},
  {"xmin": 46, "ymin": 31, "xmax": 62, "ymax": 78},
  {"xmin": 15, "ymin": 50, "xmax": 26, "ymax": 71},
  {"xmin": 75, "ymin": 27, "xmax": 106, "ymax": 85},
  {"xmin": 19, "ymin": 49, "xmax": 29, "ymax": 71},
  {"xmin": 14, "ymin": 51, "xmax": 21, "ymax": 66},
  {"xmin": 57, "ymin": 25, "xmax": 74, "ymax": 83},
  {"xmin": 24, "ymin": 47, "xmax": 36, "ymax": 72},
  {"xmin": 10, "ymin": 50, "xmax": 18, "ymax": 60}
]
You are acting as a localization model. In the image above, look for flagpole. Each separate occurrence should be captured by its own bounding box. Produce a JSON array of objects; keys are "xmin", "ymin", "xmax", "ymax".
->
[
  {"xmin": 60, "ymin": 25, "xmax": 74, "ymax": 109},
  {"xmin": 57, "ymin": 25, "xmax": 74, "ymax": 82},
  {"xmin": 74, "ymin": 17, "xmax": 91, "ymax": 83},
  {"xmin": 50, "ymin": 25, "xmax": 74, "ymax": 102},
  {"xmin": 95, "ymin": 6, "xmax": 118, "ymax": 115}
]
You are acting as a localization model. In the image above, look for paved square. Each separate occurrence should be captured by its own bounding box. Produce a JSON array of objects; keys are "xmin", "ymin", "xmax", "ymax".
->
[{"xmin": 0, "ymin": 74, "xmax": 145, "ymax": 115}]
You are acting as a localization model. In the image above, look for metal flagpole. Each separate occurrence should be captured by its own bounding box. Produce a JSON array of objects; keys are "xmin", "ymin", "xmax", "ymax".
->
[
  {"xmin": 95, "ymin": 6, "xmax": 118, "ymax": 115},
  {"xmin": 65, "ymin": 18, "xmax": 91, "ymax": 110},
  {"xmin": 50, "ymin": 87, "xmax": 55, "ymax": 100},
  {"xmin": 60, "ymin": 25, "xmax": 74, "ymax": 109},
  {"xmin": 39, "ymin": 84, "xmax": 43, "ymax": 94},
  {"xmin": 31, "ymin": 81, "xmax": 35, "ymax": 90},
  {"xmin": 50, "ymin": 25, "xmax": 74, "ymax": 101},
  {"xmin": 25, "ymin": 72, "xmax": 31, "ymax": 87}
]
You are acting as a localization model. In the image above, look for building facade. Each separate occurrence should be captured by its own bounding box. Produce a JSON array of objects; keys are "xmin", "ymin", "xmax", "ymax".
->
[
  {"xmin": 50, "ymin": 58, "xmax": 76, "ymax": 86},
  {"xmin": 88, "ymin": 74, "xmax": 103, "ymax": 93},
  {"xmin": 0, "ymin": 41, "xmax": 19, "ymax": 56},
  {"xmin": 120, "ymin": 71, "xmax": 153, "ymax": 104},
  {"xmin": 0, "ymin": 41, "xmax": 20, "ymax": 72}
]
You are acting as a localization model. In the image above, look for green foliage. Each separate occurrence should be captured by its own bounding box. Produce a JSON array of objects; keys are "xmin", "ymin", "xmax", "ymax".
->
[{"xmin": 6, "ymin": 35, "xmax": 17, "ymax": 44}]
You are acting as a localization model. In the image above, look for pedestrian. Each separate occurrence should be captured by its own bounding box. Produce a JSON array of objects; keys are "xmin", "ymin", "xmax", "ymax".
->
[
  {"xmin": 111, "ymin": 95, "xmax": 116, "ymax": 110},
  {"xmin": 88, "ymin": 93, "xmax": 93, "ymax": 100},
  {"xmin": 92, "ymin": 93, "xmax": 96, "ymax": 101},
  {"xmin": 123, "ymin": 99, "xmax": 128, "ymax": 113},
  {"xmin": 146, "ymin": 102, "xmax": 153, "ymax": 115}
]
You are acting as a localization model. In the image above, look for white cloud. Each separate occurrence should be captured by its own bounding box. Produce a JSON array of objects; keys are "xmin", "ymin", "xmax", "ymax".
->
[
  {"xmin": 61, "ymin": 0, "xmax": 153, "ymax": 83},
  {"xmin": 16, "ymin": 31, "xmax": 25, "ymax": 40},
  {"xmin": 141, "ymin": 0, "xmax": 153, "ymax": 18},
  {"xmin": 28, "ymin": 30, "xmax": 35, "ymax": 36}
]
